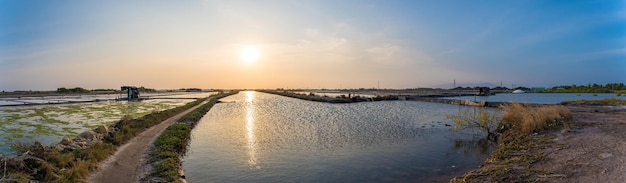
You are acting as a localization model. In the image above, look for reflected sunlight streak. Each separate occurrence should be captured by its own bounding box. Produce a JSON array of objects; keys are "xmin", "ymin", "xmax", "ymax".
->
[{"xmin": 244, "ymin": 91, "xmax": 260, "ymax": 169}]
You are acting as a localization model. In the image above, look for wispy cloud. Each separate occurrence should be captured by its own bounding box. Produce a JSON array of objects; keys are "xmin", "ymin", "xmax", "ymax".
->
[{"xmin": 574, "ymin": 48, "xmax": 626, "ymax": 62}]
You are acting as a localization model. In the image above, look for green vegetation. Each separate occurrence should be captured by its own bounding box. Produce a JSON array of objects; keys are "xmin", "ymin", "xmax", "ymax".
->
[
  {"xmin": 451, "ymin": 102, "xmax": 573, "ymax": 182},
  {"xmin": 6, "ymin": 140, "xmax": 117, "ymax": 182},
  {"xmin": 56, "ymin": 87, "xmax": 91, "ymax": 93},
  {"xmin": 106, "ymin": 98, "xmax": 207, "ymax": 145},
  {"xmin": 147, "ymin": 91, "xmax": 238, "ymax": 182},
  {"xmin": 149, "ymin": 124, "xmax": 190, "ymax": 182},
  {"xmin": 177, "ymin": 96, "xmax": 223, "ymax": 127},
  {"xmin": 561, "ymin": 98, "xmax": 626, "ymax": 105},
  {"xmin": 0, "ymin": 100, "xmax": 189, "ymax": 152},
  {"xmin": 137, "ymin": 86, "xmax": 156, "ymax": 92},
  {"xmin": 541, "ymin": 82, "xmax": 625, "ymax": 93},
  {"xmin": 0, "ymin": 97, "xmax": 209, "ymax": 182}
]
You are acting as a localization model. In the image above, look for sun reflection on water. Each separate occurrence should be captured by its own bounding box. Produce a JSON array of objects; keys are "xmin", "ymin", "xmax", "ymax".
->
[{"xmin": 244, "ymin": 91, "xmax": 260, "ymax": 169}]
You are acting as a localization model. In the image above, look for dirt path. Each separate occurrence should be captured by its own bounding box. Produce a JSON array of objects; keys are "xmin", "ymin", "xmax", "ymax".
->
[
  {"xmin": 535, "ymin": 105, "xmax": 626, "ymax": 182},
  {"xmin": 88, "ymin": 100, "xmax": 208, "ymax": 183}
]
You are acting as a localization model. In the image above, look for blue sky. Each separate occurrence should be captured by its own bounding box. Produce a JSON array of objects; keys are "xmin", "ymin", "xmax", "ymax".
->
[{"xmin": 0, "ymin": 0, "xmax": 624, "ymax": 90}]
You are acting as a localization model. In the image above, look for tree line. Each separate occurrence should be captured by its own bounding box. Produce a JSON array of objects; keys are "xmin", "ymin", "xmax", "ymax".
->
[{"xmin": 542, "ymin": 83, "xmax": 626, "ymax": 93}]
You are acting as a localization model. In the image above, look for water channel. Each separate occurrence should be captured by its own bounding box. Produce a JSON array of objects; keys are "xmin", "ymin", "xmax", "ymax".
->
[{"xmin": 183, "ymin": 91, "xmax": 495, "ymax": 182}]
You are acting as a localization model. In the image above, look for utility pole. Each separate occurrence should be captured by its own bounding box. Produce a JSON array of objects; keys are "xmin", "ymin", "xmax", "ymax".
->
[
  {"xmin": 453, "ymin": 78, "xmax": 456, "ymax": 88},
  {"xmin": 377, "ymin": 80, "xmax": 380, "ymax": 90}
]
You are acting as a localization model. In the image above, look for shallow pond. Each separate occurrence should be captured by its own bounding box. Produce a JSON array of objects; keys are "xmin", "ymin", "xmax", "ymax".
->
[
  {"xmin": 0, "ymin": 99, "xmax": 193, "ymax": 154},
  {"xmin": 183, "ymin": 91, "xmax": 495, "ymax": 182}
]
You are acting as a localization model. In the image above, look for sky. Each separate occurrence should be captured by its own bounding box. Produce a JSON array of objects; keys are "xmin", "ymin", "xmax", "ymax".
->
[{"xmin": 0, "ymin": 0, "xmax": 625, "ymax": 91}]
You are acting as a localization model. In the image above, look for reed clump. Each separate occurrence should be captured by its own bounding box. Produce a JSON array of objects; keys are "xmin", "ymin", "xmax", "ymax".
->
[
  {"xmin": 500, "ymin": 102, "xmax": 572, "ymax": 134},
  {"xmin": 451, "ymin": 102, "xmax": 573, "ymax": 182}
]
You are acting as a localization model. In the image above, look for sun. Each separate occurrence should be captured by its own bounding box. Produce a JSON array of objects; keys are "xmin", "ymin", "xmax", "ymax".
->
[{"xmin": 240, "ymin": 46, "xmax": 260, "ymax": 63}]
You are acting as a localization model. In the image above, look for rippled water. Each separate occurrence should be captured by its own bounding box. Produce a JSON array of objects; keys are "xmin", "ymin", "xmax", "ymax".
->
[
  {"xmin": 183, "ymin": 91, "xmax": 495, "ymax": 182},
  {"xmin": 444, "ymin": 93, "xmax": 623, "ymax": 104}
]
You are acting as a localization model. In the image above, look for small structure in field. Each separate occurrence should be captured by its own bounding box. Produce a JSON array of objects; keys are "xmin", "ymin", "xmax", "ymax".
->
[
  {"xmin": 478, "ymin": 87, "xmax": 492, "ymax": 96},
  {"xmin": 120, "ymin": 86, "xmax": 140, "ymax": 100}
]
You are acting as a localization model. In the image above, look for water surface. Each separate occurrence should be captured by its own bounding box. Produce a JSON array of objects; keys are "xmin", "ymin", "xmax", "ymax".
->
[{"xmin": 184, "ymin": 91, "xmax": 494, "ymax": 182}]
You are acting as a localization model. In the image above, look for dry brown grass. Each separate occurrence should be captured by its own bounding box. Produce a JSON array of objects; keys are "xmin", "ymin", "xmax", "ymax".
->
[
  {"xmin": 501, "ymin": 102, "xmax": 572, "ymax": 134},
  {"xmin": 451, "ymin": 103, "xmax": 573, "ymax": 182}
]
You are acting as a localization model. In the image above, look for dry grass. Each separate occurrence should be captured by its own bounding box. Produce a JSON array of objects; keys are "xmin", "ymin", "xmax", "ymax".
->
[
  {"xmin": 501, "ymin": 102, "xmax": 572, "ymax": 134},
  {"xmin": 452, "ymin": 103, "xmax": 573, "ymax": 182}
]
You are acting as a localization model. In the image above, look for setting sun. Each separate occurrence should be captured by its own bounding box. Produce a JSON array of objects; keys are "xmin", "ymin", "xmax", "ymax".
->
[{"xmin": 240, "ymin": 46, "xmax": 260, "ymax": 63}]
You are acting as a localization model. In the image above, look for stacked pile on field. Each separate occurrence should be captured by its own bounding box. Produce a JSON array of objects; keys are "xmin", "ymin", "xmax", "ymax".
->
[{"xmin": 0, "ymin": 97, "xmax": 207, "ymax": 182}]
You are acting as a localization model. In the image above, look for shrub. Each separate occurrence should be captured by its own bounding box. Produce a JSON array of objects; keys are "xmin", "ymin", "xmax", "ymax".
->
[{"xmin": 446, "ymin": 107, "xmax": 501, "ymax": 140}]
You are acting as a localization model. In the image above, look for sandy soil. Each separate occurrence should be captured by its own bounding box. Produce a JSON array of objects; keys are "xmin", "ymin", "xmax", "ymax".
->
[
  {"xmin": 535, "ymin": 105, "xmax": 626, "ymax": 182},
  {"xmin": 88, "ymin": 100, "xmax": 207, "ymax": 183},
  {"xmin": 452, "ymin": 104, "xmax": 626, "ymax": 182}
]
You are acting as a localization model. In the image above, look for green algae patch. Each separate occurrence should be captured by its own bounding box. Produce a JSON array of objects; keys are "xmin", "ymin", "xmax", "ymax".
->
[
  {"xmin": 0, "ymin": 96, "xmax": 210, "ymax": 182},
  {"xmin": 0, "ymin": 99, "xmax": 194, "ymax": 154}
]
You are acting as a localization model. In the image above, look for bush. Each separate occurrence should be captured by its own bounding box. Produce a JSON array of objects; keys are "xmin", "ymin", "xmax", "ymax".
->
[{"xmin": 446, "ymin": 107, "xmax": 501, "ymax": 140}]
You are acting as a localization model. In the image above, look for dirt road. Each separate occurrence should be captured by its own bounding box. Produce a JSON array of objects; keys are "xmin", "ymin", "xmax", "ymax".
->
[{"xmin": 88, "ymin": 100, "xmax": 208, "ymax": 183}]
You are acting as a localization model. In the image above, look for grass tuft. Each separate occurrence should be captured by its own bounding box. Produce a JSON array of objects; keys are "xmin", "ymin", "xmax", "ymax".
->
[{"xmin": 501, "ymin": 102, "xmax": 572, "ymax": 134}]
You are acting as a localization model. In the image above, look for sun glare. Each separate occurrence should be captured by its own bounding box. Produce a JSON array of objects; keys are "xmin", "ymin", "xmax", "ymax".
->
[{"xmin": 240, "ymin": 46, "xmax": 260, "ymax": 63}]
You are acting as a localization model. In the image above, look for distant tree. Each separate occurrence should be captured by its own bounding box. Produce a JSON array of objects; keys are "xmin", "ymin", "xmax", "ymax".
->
[
  {"xmin": 138, "ymin": 86, "xmax": 156, "ymax": 92},
  {"xmin": 57, "ymin": 87, "xmax": 90, "ymax": 93},
  {"xmin": 57, "ymin": 87, "xmax": 69, "ymax": 93}
]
